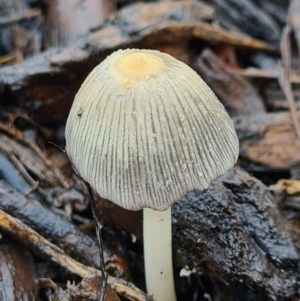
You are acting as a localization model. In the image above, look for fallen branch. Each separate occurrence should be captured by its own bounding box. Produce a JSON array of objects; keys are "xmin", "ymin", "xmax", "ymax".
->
[
  {"xmin": 230, "ymin": 67, "xmax": 300, "ymax": 84},
  {"xmin": 0, "ymin": 209, "xmax": 154, "ymax": 301}
]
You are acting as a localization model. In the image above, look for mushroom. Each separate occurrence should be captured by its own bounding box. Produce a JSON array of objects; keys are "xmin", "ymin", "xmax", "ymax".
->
[{"xmin": 65, "ymin": 49, "xmax": 239, "ymax": 301}]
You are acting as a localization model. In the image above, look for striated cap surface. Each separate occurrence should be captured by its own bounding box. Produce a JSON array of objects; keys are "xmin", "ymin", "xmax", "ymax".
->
[{"xmin": 65, "ymin": 49, "xmax": 239, "ymax": 211}]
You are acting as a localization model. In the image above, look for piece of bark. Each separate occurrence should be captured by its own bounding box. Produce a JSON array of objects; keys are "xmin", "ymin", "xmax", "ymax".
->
[
  {"xmin": 95, "ymin": 197, "xmax": 143, "ymax": 240},
  {"xmin": 212, "ymin": 0, "xmax": 281, "ymax": 47},
  {"xmin": 0, "ymin": 1, "xmax": 276, "ymax": 124},
  {"xmin": 0, "ymin": 182, "xmax": 127, "ymax": 280},
  {"xmin": 138, "ymin": 21, "xmax": 276, "ymax": 53},
  {"xmin": 0, "ymin": 150, "xmax": 43, "ymax": 201},
  {"xmin": 66, "ymin": 277, "xmax": 121, "ymax": 301},
  {"xmin": 0, "ymin": 209, "xmax": 151, "ymax": 301},
  {"xmin": 0, "ymin": 131, "xmax": 69, "ymax": 189},
  {"xmin": 172, "ymin": 167, "xmax": 300, "ymax": 301},
  {"xmin": 231, "ymin": 67, "xmax": 300, "ymax": 84},
  {"xmin": 211, "ymin": 44, "xmax": 240, "ymax": 68},
  {"xmin": 257, "ymin": 0, "xmax": 288, "ymax": 26},
  {"xmin": 0, "ymin": 242, "xmax": 39, "ymax": 301},
  {"xmin": 194, "ymin": 49, "xmax": 265, "ymax": 117},
  {"xmin": 0, "ymin": 0, "xmax": 42, "ymax": 60},
  {"xmin": 0, "ymin": 7, "xmax": 40, "ymax": 26},
  {"xmin": 263, "ymin": 82, "xmax": 300, "ymax": 110},
  {"xmin": 46, "ymin": 277, "xmax": 121, "ymax": 301},
  {"xmin": 43, "ymin": 0, "xmax": 107, "ymax": 48},
  {"xmin": 116, "ymin": 0, "xmax": 215, "ymax": 34},
  {"xmin": 116, "ymin": 0, "xmax": 213, "ymax": 65},
  {"xmin": 0, "ymin": 180, "xmax": 111, "ymax": 270},
  {"xmin": 117, "ymin": 1, "xmax": 275, "ymax": 52},
  {"xmin": 235, "ymin": 111, "xmax": 300, "ymax": 172}
]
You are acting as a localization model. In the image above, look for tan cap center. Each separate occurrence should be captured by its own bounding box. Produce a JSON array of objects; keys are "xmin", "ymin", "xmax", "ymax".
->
[{"xmin": 115, "ymin": 51, "xmax": 166, "ymax": 80}]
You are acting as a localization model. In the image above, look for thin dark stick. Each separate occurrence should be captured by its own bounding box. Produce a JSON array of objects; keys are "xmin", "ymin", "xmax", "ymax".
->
[
  {"xmin": 278, "ymin": 0, "xmax": 300, "ymax": 139},
  {"xmin": 84, "ymin": 181, "xmax": 108, "ymax": 301}
]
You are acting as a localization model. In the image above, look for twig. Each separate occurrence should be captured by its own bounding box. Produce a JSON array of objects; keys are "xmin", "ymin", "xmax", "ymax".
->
[
  {"xmin": 0, "ymin": 123, "xmax": 23, "ymax": 139},
  {"xmin": 0, "ymin": 209, "xmax": 153, "ymax": 301},
  {"xmin": 0, "ymin": 122, "xmax": 70, "ymax": 189},
  {"xmin": 290, "ymin": 0, "xmax": 300, "ymax": 56},
  {"xmin": 85, "ymin": 181, "xmax": 108, "ymax": 301},
  {"xmin": 0, "ymin": 9, "xmax": 41, "ymax": 26},
  {"xmin": 278, "ymin": 0, "xmax": 300, "ymax": 139},
  {"xmin": 230, "ymin": 67, "xmax": 300, "ymax": 84},
  {"xmin": 9, "ymin": 152, "xmax": 47, "ymax": 197}
]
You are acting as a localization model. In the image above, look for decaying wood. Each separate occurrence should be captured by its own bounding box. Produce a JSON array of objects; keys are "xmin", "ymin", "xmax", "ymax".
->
[
  {"xmin": 0, "ymin": 243, "xmax": 39, "ymax": 300},
  {"xmin": 0, "ymin": 114, "xmax": 132, "ymax": 279},
  {"xmin": 212, "ymin": 0, "xmax": 281, "ymax": 47},
  {"xmin": 0, "ymin": 0, "xmax": 42, "ymax": 62},
  {"xmin": 0, "ymin": 180, "xmax": 111, "ymax": 270},
  {"xmin": 264, "ymin": 83, "xmax": 300, "ymax": 110},
  {"xmin": 43, "ymin": 0, "xmax": 107, "ymax": 48},
  {"xmin": 95, "ymin": 197, "xmax": 143, "ymax": 240},
  {"xmin": 172, "ymin": 167, "xmax": 300, "ymax": 301},
  {"xmin": 138, "ymin": 21, "xmax": 276, "ymax": 52},
  {"xmin": 0, "ymin": 208, "xmax": 99, "ymax": 277},
  {"xmin": 118, "ymin": 1, "xmax": 276, "ymax": 54},
  {"xmin": 117, "ymin": 0, "xmax": 215, "ymax": 30},
  {"xmin": 235, "ymin": 111, "xmax": 300, "ymax": 171},
  {"xmin": 0, "ymin": 131, "xmax": 69, "ymax": 189},
  {"xmin": 0, "ymin": 209, "xmax": 154, "ymax": 301},
  {"xmin": 194, "ymin": 49, "xmax": 265, "ymax": 117},
  {"xmin": 0, "ymin": 8, "xmax": 41, "ymax": 26},
  {"xmin": 40, "ymin": 277, "xmax": 122, "ymax": 301},
  {"xmin": 0, "ymin": 1, "xmax": 276, "ymax": 124},
  {"xmin": 66, "ymin": 277, "xmax": 122, "ymax": 301},
  {"xmin": 0, "ymin": 150, "xmax": 44, "ymax": 202},
  {"xmin": 230, "ymin": 67, "xmax": 300, "ymax": 84},
  {"xmin": 0, "ymin": 1, "xmax": 299, "ymax": 300}
]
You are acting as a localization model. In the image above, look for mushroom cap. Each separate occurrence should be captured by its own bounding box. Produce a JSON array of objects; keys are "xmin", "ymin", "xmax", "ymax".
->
[{"xmin": 65, "ymin": 49, "xmax": 239, "ymax": 211}]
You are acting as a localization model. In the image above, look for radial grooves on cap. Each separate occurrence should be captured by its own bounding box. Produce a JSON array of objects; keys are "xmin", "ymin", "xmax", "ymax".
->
[
  {"xmin": 186, "ymin": 72, "xmax": 238, "ymax": 172},
  {"xmin": 176, "ymin": 79, "xmax": 219, "ymax": 184},
  {"xmin": 181, "ymin": 76, "xmax": 223, "ymax": 178},
  {"xmin": 162, "ymin": 84, "xmax": 191, "ymax": 188},
  {"xmin": 65, "ymin": 49, "xmax": 239, "ymax": 211},
  {"xmin": 168, "ymin": 80, "xmax": 208, "ymax": 184}
]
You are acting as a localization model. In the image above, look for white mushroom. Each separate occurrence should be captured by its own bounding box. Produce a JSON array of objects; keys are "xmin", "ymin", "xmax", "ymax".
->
[{"xmin": 65, "ymin": 49, "xmax": 239, "ymax": 301}]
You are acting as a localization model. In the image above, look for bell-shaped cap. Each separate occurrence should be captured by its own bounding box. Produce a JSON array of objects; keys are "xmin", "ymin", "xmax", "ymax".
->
[{"xmin": 65, "ymin": 49, "xmax": 239, "ymax": 211}]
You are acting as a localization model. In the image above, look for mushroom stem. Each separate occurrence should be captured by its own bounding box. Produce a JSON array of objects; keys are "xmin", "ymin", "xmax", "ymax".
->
[{"xmin": 143, "ymin": 207, "xmax": 177, "ymax": 301}]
